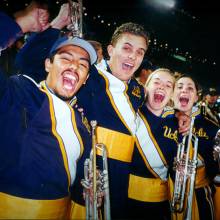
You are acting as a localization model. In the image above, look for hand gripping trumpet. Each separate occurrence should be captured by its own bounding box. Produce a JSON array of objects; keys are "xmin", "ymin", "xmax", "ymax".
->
[
  {"xmin": 171, "ymin": 116, "xmax": 198, "ymax": 220},
  {"xmin": 213, "ymin": 129, "xmax": 220, "ymax": 170},
  {"xmin": 67, "ymin": 0, "xmax": 83, "ymax": 37},
  {"xmin": 81, "ymin": 120, "xmax": 111, "ymax": 220}
]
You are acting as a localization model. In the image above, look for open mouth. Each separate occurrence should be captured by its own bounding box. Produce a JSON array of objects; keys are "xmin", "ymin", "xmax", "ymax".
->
[
  {"xmin": 154, "ymin": 93, "xmax": 165, "ymax": 103},
  {"xmin": 179, "ymin": 97, "xmax": 189, "ymax": 107},
  {"xmin": 122, "ymin": 62, "xmax": 134, "ymax": 71},
  {"xmin": 63, "ymin": 71, "xmax": 79, "ymax": 91}
]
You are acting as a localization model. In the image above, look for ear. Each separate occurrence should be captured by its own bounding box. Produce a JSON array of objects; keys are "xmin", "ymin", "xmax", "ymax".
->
[
  {"xmin": 45, "ymin": 58, "xmax": 51, "ymax": 73},
  {"xmin": 107, "ymin": 45, "xmax": 113, "ymax": 57},
  {"xmin": 194, "ymin": 94, "xmax": 199, "ymax": 103}
]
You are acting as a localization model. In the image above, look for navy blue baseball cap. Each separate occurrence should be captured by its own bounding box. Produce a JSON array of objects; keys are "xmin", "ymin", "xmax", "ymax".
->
[{"xmin": 49, "ymin": 36, "xmax": 97, "ymax": 65}]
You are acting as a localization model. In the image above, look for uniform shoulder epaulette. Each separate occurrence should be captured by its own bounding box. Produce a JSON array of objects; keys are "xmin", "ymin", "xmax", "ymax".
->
[
  {"xmin": 161, "ymin": 107, "xmax": 175, "ymax": 118},
  {"xmin": 191, "ymin": 107, "xmax": 201, "ymax": 118},
  {"xmin": 137, "ymin": 80, "xmax": 145, "ymax": 87}
]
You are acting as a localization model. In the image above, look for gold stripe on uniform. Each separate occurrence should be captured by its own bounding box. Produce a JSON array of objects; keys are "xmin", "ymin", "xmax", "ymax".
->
[
  {"xmin": 0, "ymin": 192, "xmax": 70, "ymax": 219},
  {"xmin": 40, "ymin": 86, "xmax": 71, "ymax": 187},
  {"xmin": 128, "ymin": 174, "xmax": 169, "ymax": 202},
  {"xmin": 96, "ymin": 126, "xmax": 135, "ymax": 162},
  {"xmin": 69, "ymin": 106, "xmax": 84, "ymax": 158},
  {"xmin": 97, "ymin": 69, "xmax": 136, "ymax": 135},
  {"xmin": 69, "ymin": 201, "xmax": 86, "ymax": 220},
  {"xmin": 195, "ymin": 166, "xmax": 210, "ymax": 189}
]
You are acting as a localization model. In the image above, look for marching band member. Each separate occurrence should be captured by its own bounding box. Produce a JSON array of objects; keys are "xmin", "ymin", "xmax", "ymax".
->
[
  {"xmin": 171, "ymin": 75, "xmax": 219, "ymax": 220},
  {"xmin": 128, "ymin": 68, "xmax": 179, "ymax": 220},
  {"xmin": 70, "ymin": 22, "xmax": 148, "ymax": 219},
  {"xmin": 0, "ymin": 8, "xmax": 97, "ymax": 218}
]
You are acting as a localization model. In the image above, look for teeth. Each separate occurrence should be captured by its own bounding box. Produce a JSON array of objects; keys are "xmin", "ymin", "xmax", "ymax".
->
[
  {"xmin": 64, "ymin": 84, "xmax": 73, "ymax": 90},
  {"xmin": 64, "ymin": 74, "xmax": 76, "ymax": 81},
  {"xmin": 124, "ymin": 63, "xmax": 134, "ymax": 67},
  {"xmin": 156, "ymin": 92, "xmax": 164, "ymax": 96}
]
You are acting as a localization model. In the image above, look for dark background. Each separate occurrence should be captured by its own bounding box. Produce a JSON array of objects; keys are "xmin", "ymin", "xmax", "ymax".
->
[{"xmin": 1, "ymin": 0, "xmax": 219, "ymax": 91}]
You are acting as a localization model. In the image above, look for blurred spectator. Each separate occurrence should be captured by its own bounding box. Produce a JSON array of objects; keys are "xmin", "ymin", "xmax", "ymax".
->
[
  {"xmin": 88, "ymin": 40, "xmax": 105, "ymax": 64},
  {"xmin": 134, "ymin": 59, "xmax": 155, "ymax": 85},
  {"xmin": 199, "ymin": 87, "xmax": 220, "ymax": 125}
]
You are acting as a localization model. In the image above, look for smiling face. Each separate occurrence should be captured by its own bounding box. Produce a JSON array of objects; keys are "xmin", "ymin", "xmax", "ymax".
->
[
  {"xmin": 146, "ymin": 69, "xmax": 174, "ymax": 116},
  {"xmin": 45, "ymin": 45, "xmax": 90, "ymax": 102},
  {"xmin": 107, "ymin": 33, "xmax": 147, "ymax": 82},
  {"xmin": 173, "ymin": 77, "xmax": 198, "ymax": 115}
]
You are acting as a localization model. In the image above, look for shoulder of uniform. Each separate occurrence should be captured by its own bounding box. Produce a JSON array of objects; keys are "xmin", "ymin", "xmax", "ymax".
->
[
  {"xmin": 191, "ymin": 106, "xmax": 201, "ymax": 117},
  {"xmin": 162, "ymin": 106, "xmax": 175, "ymax": 118},
  {"xmin": 135, "ymin": 78, "xmax": 145, "ymax": 86}
]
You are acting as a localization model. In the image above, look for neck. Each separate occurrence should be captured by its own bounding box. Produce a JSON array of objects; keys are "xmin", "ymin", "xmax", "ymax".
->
[
  {"xmin": 45, "ymin": 82, "xmax": 72, "ymax": 103},
  {"xmin": 146, "ymin": 102, "xmax": 163, "ymax": 116}
]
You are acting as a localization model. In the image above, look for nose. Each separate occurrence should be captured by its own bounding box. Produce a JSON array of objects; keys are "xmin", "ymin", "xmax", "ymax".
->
[
  {"xmin": 68, "ymin": 60, "xmax": 78, "ymax": 70},
  {"xmin": 181, "ymin": 87, "xmax": 188, "ymax": 93},
  {"xmin": 128, "ymin": 51, "xmax": 136, "ymax": 60},
  {"xmin": 158, "ymin": 82, "xmax": 165, "ymax": 89}
]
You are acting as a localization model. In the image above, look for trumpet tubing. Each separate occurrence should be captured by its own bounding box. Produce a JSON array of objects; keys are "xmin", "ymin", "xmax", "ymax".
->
[
  {"xmin": 67, "ymin": 0, "xmax": 83, "ymax": 37},
  {"xmin": 171, "ymin": 117, "xmax": 198, "ymax": 220},
  {"xmin": 213, "ymin": 129, "xmax": 220, "ymax": 170},
  {"xmin": 81, "ymin": 120, "xmax": 111, "ymax": 220}
]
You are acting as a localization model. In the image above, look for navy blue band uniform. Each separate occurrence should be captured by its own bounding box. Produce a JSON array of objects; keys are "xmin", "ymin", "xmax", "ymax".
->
[
  {"xmin": 128, "ymin": 105, "xmax": 178, "ymax": 220},
  {"xmin": 70, "ymin": 61, "xmax": 145, "ymax": 219},
  {"xmin": 0, "ymin": 13, "xmax": 92, "ymax": 219},
  {"xmin": 164, "ymin": 107, "xmax": 219, "ymax": 220}
]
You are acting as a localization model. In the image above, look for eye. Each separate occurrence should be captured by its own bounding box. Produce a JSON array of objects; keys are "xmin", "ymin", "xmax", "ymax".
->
[
  {"xmin": 188, "ymin": 87, "xmax": 194, "ymax": 91},
  {"xmin": 153, "ymin": 81, "xmax": 160, "ymax": 85},
  {"xmin": 59, "ymin": 54, "xmax": 72, "ymax": 61},
  {"xmin": 123, "ymin": 46, "xmax": 131, "ymax": 52},
  {"xmin": 136, "ymin": 50, "xmax": 144, "ymax": 57},
  {"xmin": 79, "ymin": 61, "xmax": 89, "ymax": 70}
]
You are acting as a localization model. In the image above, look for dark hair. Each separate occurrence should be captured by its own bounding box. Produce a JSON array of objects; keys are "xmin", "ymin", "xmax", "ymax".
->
[
  {"xmin": 88, "ymin": 40, "xmax": 102, "ymax": 51},
  {"xmin": 110, "ymin": 22, "xmax": 149, "ymax": 47},
  {"xmin": 175, "ymin": 74, "xmax": 200, "ymax": 94}
]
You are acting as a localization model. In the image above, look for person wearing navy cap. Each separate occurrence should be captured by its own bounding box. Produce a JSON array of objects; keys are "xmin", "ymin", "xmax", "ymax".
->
[
  {"xmin": 0, "ymin": 9, "xmax": 97, "ymax": 218},
  {"xmin": 203, "ymin": 87, "xmax": 220, "ymax": 125}
]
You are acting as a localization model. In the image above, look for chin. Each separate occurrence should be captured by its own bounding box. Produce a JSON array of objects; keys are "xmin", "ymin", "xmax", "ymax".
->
[{"xmin": 55, "ymin": 92, "xmax": 74, "ymax": 102}]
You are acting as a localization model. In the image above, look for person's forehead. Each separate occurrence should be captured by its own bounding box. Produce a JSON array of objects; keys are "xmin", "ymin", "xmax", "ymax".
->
[
  {"xmin": 57, "ymin": 45, "xmax": 89, "ymax": 56},
  {"xmin": 117, "ymin": 33, "xmax": 147, "ymax": 49},
  {"xmin": 177, "ymin": 77, "xmax": 194, "ymax": 85},
  {"xmin": 152, "ymin": 72, "xmax": 174, "ymax": 82}
]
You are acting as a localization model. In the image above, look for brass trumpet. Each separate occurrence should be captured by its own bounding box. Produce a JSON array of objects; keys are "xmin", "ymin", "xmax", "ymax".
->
[
  {"xmin": 171, "ymin": 116, "xmax": 198, "ymax": 220},
  {"xmin": 67, "ymin": 0, "xmax": 83, "ymax": 37},
  {"xmin": 81, "ymin": 120, "xmax": 111, "ymax": 220},
  {"xmin": 213, "ymin": 129, "xmax": 220, "ymax": 170}
]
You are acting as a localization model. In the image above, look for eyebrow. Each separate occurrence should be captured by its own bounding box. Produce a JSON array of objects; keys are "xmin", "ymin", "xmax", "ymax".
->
[
  {"xmin": 177, "ymin": 82, "xmax": 194, "ymax": 87},
  {"xmin": 124, "ymin": 42, "xmax": 146, "ymax": 53}
]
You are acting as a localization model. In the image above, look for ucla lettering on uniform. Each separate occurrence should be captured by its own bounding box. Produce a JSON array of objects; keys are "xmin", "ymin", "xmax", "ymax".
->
[
  {"xmin": 163, "ymin": 126, "xmax": 178, "ymax": 144},
  {"xmin": 132, "ymin": 86, "xmax": 142, "ymax": 99},
  {"xmin": 193, "ymin": 127, "xmax": 209, "ymax": 139}
]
